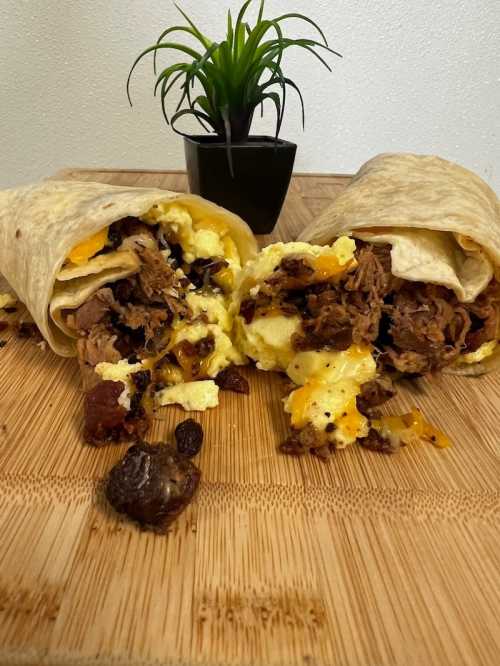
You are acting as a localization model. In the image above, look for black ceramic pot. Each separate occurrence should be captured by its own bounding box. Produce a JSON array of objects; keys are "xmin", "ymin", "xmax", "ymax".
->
[{"xmin": 184, "ymin": 135, "xmax": 297, "ymax": 234}]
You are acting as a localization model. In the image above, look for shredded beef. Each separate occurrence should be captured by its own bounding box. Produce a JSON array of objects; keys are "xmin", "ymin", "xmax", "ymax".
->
[
  {"xmin": 195, "ymin": 335, "xmax": 216, "ymax": 358},
  {"xmin": 137, "ymin": 247, "xmax": 178, "ymax": 302},
  {"xmin": 69, "ymin": 288, "xmax": 116, "ymax": 331},
  {"xmin": 291, "ymin": 245, "xmax": 391, "ymax": 351},
  {"xmin": 239, "ymin": 298, "xmax": 257, "ymax": 324},
  {"xmin": 279, "ymin": 431, "xmax": 306, "ymax": 456},
  {"xmin": 77, "ymin": 324, "xmax": 121, "ymax": 367},
  {"xmin": 132, "ymin": 370, "xmax": 152, "ymax": 393},
  {"xmin": 384, "ymin": 284, "xmax": 472, "ymax": 373},
  {"xmin": 187, "ymin": 258, "xmax": 229, "ymax": 289},
  {"xmin": 357, "ymin": 376, "xmax": 396, "ymax": 417},
  {"xmin": 280, "ymin": 423, "xmax": 332, "ymax": 457},
  {"xmin": 113, "ymin": 279, "xmax": 135, "ymax": 304},
  {"xmin": 358, "ymin": 428, "xmax": 399, "ymax": 454},
  {"xmin": 120, "ymin": 304, "xmax": 170, "ymax": 340},
  {"xmin": 13, "ymin": 322, "xmax": 43, "ymax": 341},
  {"xmin": 242, "ymin": 242, "xmax": 498, "ymax": 375}
]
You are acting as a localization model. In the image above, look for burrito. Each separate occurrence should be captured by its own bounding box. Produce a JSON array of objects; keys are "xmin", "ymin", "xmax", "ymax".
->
[
  {"xmin": 233, "ymin": 153, "xmax": 500, "ymax": 456},
  {"xmin": 298, "ymin": 153, "xmax": 500, "ymax": 376},
  {"xmin": 0, "ymin": 180, "xmax": 257, "ymax": 444}
]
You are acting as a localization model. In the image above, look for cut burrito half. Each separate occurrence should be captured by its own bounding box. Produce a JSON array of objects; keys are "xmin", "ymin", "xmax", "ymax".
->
[
  {"xmin": 233, "ymin": 154, "xmax": 499, "ymax": 456},
  {"xmin": 0, "ymin": 180, "xmax": 257, "ymax": 444},
  {"xmin": 298, "ymin": 153, "xmax": 500, "ymax": 377}
]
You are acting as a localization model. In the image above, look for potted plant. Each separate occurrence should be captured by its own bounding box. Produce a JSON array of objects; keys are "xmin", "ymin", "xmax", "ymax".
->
[{"xmin": 127, "ymin": 0, "xmax": 341, "ymax": 234}]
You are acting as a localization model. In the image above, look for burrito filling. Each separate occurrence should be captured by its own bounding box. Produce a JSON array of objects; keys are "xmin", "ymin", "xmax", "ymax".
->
[
  {"xmin": 235, "ymin": 239, "xmax": 496, "ymax": 456},
  {"xmin": 59, "ymin": 204, "xmax": 244, "ymax": 445}
]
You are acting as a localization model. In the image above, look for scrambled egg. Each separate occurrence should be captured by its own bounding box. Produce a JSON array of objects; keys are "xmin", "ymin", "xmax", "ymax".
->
[
  {"xmin": 235, "ymin": 315, "xmax": 301, "ymax": 371},
  {"xmin": 156, "ymin": 380, "xmax": 219, "ymax": 411},
  {"xmin": 95, "ymin": 358, "xmax": 144, "ymax": 382},
  {"xmin": 235, "ymin": 237, "xmax": 356, "ymax": 299},
  {"xmin": 283, "ymin": 346, "xmax": 377, "ymax": 448},
  {"xmin": 233, "ymin": 237, "xmax": 357, "ymax": 372},
  {"xmin": 0, "ymin": 293, "xmax": 17, "ymax": 309},
  {"xmin": 186, "ymin": 292, "xmax": 232, "ymax": 332},
  {"xmin": 142, "ymin": 202, "xmax": 239, "ymax": 270},
  {"xmin": 170, "ymin": 321, "xmax": 245, "ymax": 377},
  {"xmin": 232, "ymin": 238, "xmax": 371, "ymax": 447}
]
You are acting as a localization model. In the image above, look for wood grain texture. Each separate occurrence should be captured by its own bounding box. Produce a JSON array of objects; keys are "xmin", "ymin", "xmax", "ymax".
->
[{"xmin": 0, "ymin": 169, "xmax": 499, "ymax": 666}]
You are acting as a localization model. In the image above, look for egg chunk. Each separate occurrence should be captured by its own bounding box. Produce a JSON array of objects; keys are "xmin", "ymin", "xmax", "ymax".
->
[
  {"xmin": 235, "ymin": 315, "xmax": 301, "ymax": 371},
  {"xmin": 186, "ymin": 291, "xmax": 232, "ymax": 332},
  {"xmin": 233, "ymin": 237, "xmax": 357, "ymax": 372},
  {"xmin": 234, "ymin": 237, "xmax": 356, "ymax": 305},
  {"xmin": 142, "ymin": 202, "xmax": 241, "ymax": 276},
  {"xmin": 156, "ymin": 380, "xmax": 219, "ymax": 411},
  {"xmin": 283, "ymin": 346, "xmax": 377, "ymax": 448}
]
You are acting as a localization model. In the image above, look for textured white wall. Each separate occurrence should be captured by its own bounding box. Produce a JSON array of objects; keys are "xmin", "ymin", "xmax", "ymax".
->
[{"xmin": 1, "ymin": 0, "xmax": 499, "ymax": 191}]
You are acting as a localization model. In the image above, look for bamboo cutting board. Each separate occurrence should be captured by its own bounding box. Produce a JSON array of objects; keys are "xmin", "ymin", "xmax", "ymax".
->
[{"xmin": 0, "ymin": 169, "xmax": 499, "ymax": 666}]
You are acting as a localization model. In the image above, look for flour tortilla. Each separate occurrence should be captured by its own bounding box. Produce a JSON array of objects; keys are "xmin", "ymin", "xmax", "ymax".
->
[
  {"xmin": 0, "ymin": 180, "xmax": 258, "ymax": 356},
  {"xmin": 298, "ymin": 153, "xmax": 500, "ymax": 374}
]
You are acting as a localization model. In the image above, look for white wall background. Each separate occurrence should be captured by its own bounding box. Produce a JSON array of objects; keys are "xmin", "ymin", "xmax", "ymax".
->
[{"xmin": 1, "ymin": 0, "xmax": 499, "ymax": 191}]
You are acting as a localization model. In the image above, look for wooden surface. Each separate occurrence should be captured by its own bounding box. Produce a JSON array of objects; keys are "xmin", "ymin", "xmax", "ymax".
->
[{"xmin": 0, "ymin": 169, "xmax": 499, "ymax": 666}]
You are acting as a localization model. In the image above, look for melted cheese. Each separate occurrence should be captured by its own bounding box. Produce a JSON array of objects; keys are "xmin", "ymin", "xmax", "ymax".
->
[
  {"xmin": 157, "ymin": 363, "xmax": 184, "ymax": 386},
  {"xmin": 283, "ymin": 346, "xmax": 377, "ymax": 448},
  {"xmin": 170, "ymin": 321, "xmax": 245, "ymax": 378},
  {"xmin": 372, "ymin": 409, "xmax": 451, "ymax": 449},
  {"xmin": 67, "ymin": 228, "xmax": 108, "ymax": 266},
  {"xmin": 141, "ymin": 203, "xmax": 240, "ymax": 286},
  {"xmin": 284, "ymin": 379, "xmax": 370, "ymax": 447},
  {"xmin": 236, "ymin": 237, "xmax": 357, "ymax": 299}
]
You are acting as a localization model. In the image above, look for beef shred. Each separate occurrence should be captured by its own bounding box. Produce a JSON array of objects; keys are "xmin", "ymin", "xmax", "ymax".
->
[
  {"xmin": 357, "ymin": 375, "xmax": 396, "ymax": 417},
  {"xmin": 358, "ymin": 429, "xmax": 399, "ymax": 454}
]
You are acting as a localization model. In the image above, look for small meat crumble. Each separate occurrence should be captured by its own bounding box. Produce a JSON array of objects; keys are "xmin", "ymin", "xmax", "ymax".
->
[
  {"xmin": 215, "ymin": 366, "xmax": 250, "ymax": 394},
  {"xmin": 358, "ymin": 429, "xmax": 399, "ymax": 455},
  {"xmin": 105, "ymin": 441, "xmax": 201, "ymax": 533}
]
